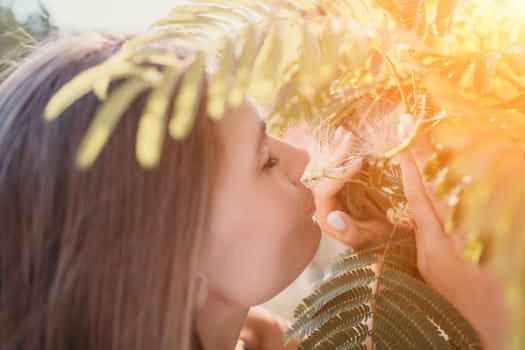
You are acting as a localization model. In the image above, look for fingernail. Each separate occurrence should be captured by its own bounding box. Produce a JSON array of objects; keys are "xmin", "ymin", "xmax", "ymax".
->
[
  {"xmin": 327, "ymin": 211, "xmax": 346, "ymax": 231},
  {"xmin": 335, "ymin": 125, "xmax": 344, "ymax": 139}
]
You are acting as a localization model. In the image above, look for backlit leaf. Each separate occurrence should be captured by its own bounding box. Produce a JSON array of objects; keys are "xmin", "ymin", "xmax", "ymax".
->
[
  {"xmin": 136, "ymin": 66, "xmax": 181, "ymax": 168},
  {"xmin": 77, "ymin": 79, "xmax": 150, "ymax": 169},
  {"xmin": 169, "ymin": 53, "xmax": 204, "ymax": 139},
  {"xmin": 207, "ymin": 39, "xmax": 234, "ymax": 120}
]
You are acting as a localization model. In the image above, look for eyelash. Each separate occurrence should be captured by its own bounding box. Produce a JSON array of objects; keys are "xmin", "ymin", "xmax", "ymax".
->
[{"xmin": 263, "ymin": 153, "xmax": 280, "ymax": 169}]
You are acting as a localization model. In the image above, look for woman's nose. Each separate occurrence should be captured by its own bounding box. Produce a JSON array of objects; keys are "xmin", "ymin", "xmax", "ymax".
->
[
  {"xmin": 281, "ymin": 140, "xmax": 311, "ymax": 185},
  {"xmin": 295, "ymin": 146, "xmax": 311, "ymax": 175}
]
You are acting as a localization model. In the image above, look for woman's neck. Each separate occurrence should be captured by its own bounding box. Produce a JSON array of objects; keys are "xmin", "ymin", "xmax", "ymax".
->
[{"xmin": 195, "ymin": 292, "xmax": 248, "ymax": 350}]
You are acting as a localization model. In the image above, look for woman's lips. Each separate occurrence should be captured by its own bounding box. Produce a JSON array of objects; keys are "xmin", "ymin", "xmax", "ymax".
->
[{"xmin": 304, "ymin": 191, "xmax": 316, "ymax": 216}]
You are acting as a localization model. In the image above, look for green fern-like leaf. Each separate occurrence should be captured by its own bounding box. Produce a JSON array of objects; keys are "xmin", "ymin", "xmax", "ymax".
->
[
  {"xmin": 298, "ymin": 308, "xmax": 370, "ymax": 350},
  {"xmin": 315, "ymin": 253, "xmax": 379, "ymax": 285},
  {"xmin": 294, "ymin": 269, "xmax": 374, "ymax": 319},
  {"xmin": 375, "ymin": 289, "xmax": 451, "ymax": 349},
  {"xmin": 382, "ymin": 253, "xmax": 417, "ymax": 275},
  {"xmin": 381, "ymin": 270, "xmax": 483, "ymax": 350},
  {"xmin": 288, "ymin": 298, "xmax": 371, "ymax": 340},
  {"xmin": 311, "ymin": 323, "xmax": 368, "ymax": 350},
  {"xmin": 289, "ymin": 227, "xmax": 481, "ymax": 349},
  {"xmin": 372, "ymin": 309, "xmax": 419, "ymax": 349}
]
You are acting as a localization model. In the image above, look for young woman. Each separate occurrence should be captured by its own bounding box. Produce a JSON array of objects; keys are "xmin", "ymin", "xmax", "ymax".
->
[
  {"xmin": 0, "ymin": 32, "xmax": 507, "ymax": 350},
  {"xmin": 0, "ymin": 31, "xmax": 325, "ymax": 350}
]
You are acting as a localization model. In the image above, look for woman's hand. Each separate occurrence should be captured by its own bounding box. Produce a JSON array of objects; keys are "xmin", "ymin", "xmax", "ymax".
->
[
  {"xmin": 312, "ymin": 129, "xmax": 393, "ymax": 248},
  {"xmin": 238, "ymin": 307, "xmax": 300, "ymax": 350},
  {"xmin": 397, "ymin": 113, "xmax": 508, "ymax": 350}
]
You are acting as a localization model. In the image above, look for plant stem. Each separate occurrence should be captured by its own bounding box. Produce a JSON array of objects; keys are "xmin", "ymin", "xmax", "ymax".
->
[
  {"xmin": 369, "ymin": 226, "xmax": 398, "ymax": 350},
  {"xmin": 369, "ymin": 40, "xmax": 409, "ymax": 113}
]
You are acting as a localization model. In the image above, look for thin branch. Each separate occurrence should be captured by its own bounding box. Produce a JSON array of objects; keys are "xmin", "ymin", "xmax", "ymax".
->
[{"xmin": 369, "ymin": 40, "xmax": 409, "ymax": 113}]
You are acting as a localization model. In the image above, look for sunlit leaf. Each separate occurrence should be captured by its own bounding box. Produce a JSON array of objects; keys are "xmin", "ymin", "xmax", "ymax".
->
[
  {"xmin": 318, "ymin": 19, "xmax": 341, "ymax": 83},
  {"xmin": 435, "ymin": 0, "xmax": 459, "ymax": 35},
  {"xmin": 373, "ymin": 0, "xmax": 401, "ymax": 20},
  {"xmin": 136, "ymin": 66, "xmax": 181, "ymax": 168},
  {"xmin": 249, "ymin": 24, "xmax": 283, "ymax": 104},
  {"xmin": 122, "ymin": 31, "xmax": 204, "ymax": 53},
  {"xmin": 77, "ymin": 79, "xmax": 150, "ymax": 169},
  {"xmin": 44, "ymin": 66, "xmax": 103, "ymax": 120},
  {"xmin": 229, "ymin": 27, "xmax": 260, "ymax": 107},
  {"xmin": 130, "ymin": 50, "xmax": 182, "ymax": 68},
  {"xmin": 399, "ymin": 0, "xmax": 422, "ymax": 30},
  {"xmin": 473, "ymin": 52, "xmax": 497, "ymax": 93},
  {"xmin": 92, "ymin": 77, "xmax": 111, "ymax": 100},
  {"xmin": 169, "ymin": 53, "xmax": 204, "ymax": 139},
  {"xmin": 298, "ymin": 19, "xmax": 319, "ymax": 97},
  {"xmin": 44, "ymin": 58, "xmax": 162, "ymax": 121},
  {"xmin": 501, "ymin": 52, "xmax": 523, "ymax": 77},
  {"xmin": 207, "ymin": 39, "xmax": 234, "ymax": 120}
]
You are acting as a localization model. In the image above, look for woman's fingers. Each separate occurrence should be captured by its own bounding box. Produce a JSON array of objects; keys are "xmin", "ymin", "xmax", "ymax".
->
[
  {"xmin": 398, "ymin": 114, "xmax": 449, "ymax": 225},
  {"xmin": 397, "ymin": 118, "xmax": 442, "ymax": 244},
  {"xmin": 324, "ymin": 210, "xmax": 364, "ymax": 247},
  {"xmin": 312, "ymin": 157, "xmax": 363, "ymax": 247},
  {"xmin": 323, "ymin": 210, "xmax": 393, "ymax": 248},
  {"xmin": 312, "ymin": 158, "xmax": 362, "ymax": 227},
  {"xmin": 314, "ymin": 157, "xmax": 362, "ymax": 198}
]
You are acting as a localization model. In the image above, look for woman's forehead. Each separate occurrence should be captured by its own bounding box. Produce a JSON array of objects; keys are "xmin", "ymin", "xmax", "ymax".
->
[{"xmin": 217, "ymin": 100, "xmax": 263, "ymax": 140}]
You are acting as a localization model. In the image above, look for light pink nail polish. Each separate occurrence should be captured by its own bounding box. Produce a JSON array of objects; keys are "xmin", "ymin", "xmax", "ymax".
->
[{"xmin": 327, "ymin": 212, "xmax": 346, "ymax": 231}]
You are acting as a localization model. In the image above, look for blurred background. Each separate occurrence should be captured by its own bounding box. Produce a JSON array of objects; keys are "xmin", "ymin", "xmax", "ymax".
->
[
  {"xmin": 0, "ymin": 0, "xmax": 51, "ymax": 76},
  {"xmin": 0, "ymin": 0, "xmax": 173, "ymax": 78}
]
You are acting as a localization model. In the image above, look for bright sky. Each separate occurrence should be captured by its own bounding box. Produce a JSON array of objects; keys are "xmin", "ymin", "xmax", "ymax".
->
[
  {"xmin": 5, "ymin": 0, "xmax": 177, "ymax": 31},
  {"xmin": 6, "ymin": 0, "xmax": 525, "ymax": 32}
]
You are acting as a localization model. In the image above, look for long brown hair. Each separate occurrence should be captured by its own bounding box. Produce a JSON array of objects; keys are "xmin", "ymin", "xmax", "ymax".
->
[{"xmin": 0, "ymin": 32, "xmax": 220, "ymax": 350}]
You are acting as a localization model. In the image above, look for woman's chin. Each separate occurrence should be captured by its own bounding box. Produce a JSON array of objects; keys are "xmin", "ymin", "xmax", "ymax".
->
[{"xmin": 301, "ymin": 224, "xmax": 322, "ymax": 270}]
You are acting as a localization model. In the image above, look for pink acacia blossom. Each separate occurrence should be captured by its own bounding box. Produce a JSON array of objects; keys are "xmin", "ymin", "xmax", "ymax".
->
[
  {"xmin": 350, "ymin": 108, "xmax": 403, "ymax": 159},
  {"xmin": 283, "ymin": 118, "xmax": 417, "ymax": 230},
  {"xmin": 282, "ymin": 121, "xmax": 354, "ymax": 185}
]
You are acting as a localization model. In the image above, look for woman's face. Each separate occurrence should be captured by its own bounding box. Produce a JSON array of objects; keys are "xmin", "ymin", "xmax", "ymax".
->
[{"xmin": 202, "ymin": 100, "xmax": 321, "ymax": 307}]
